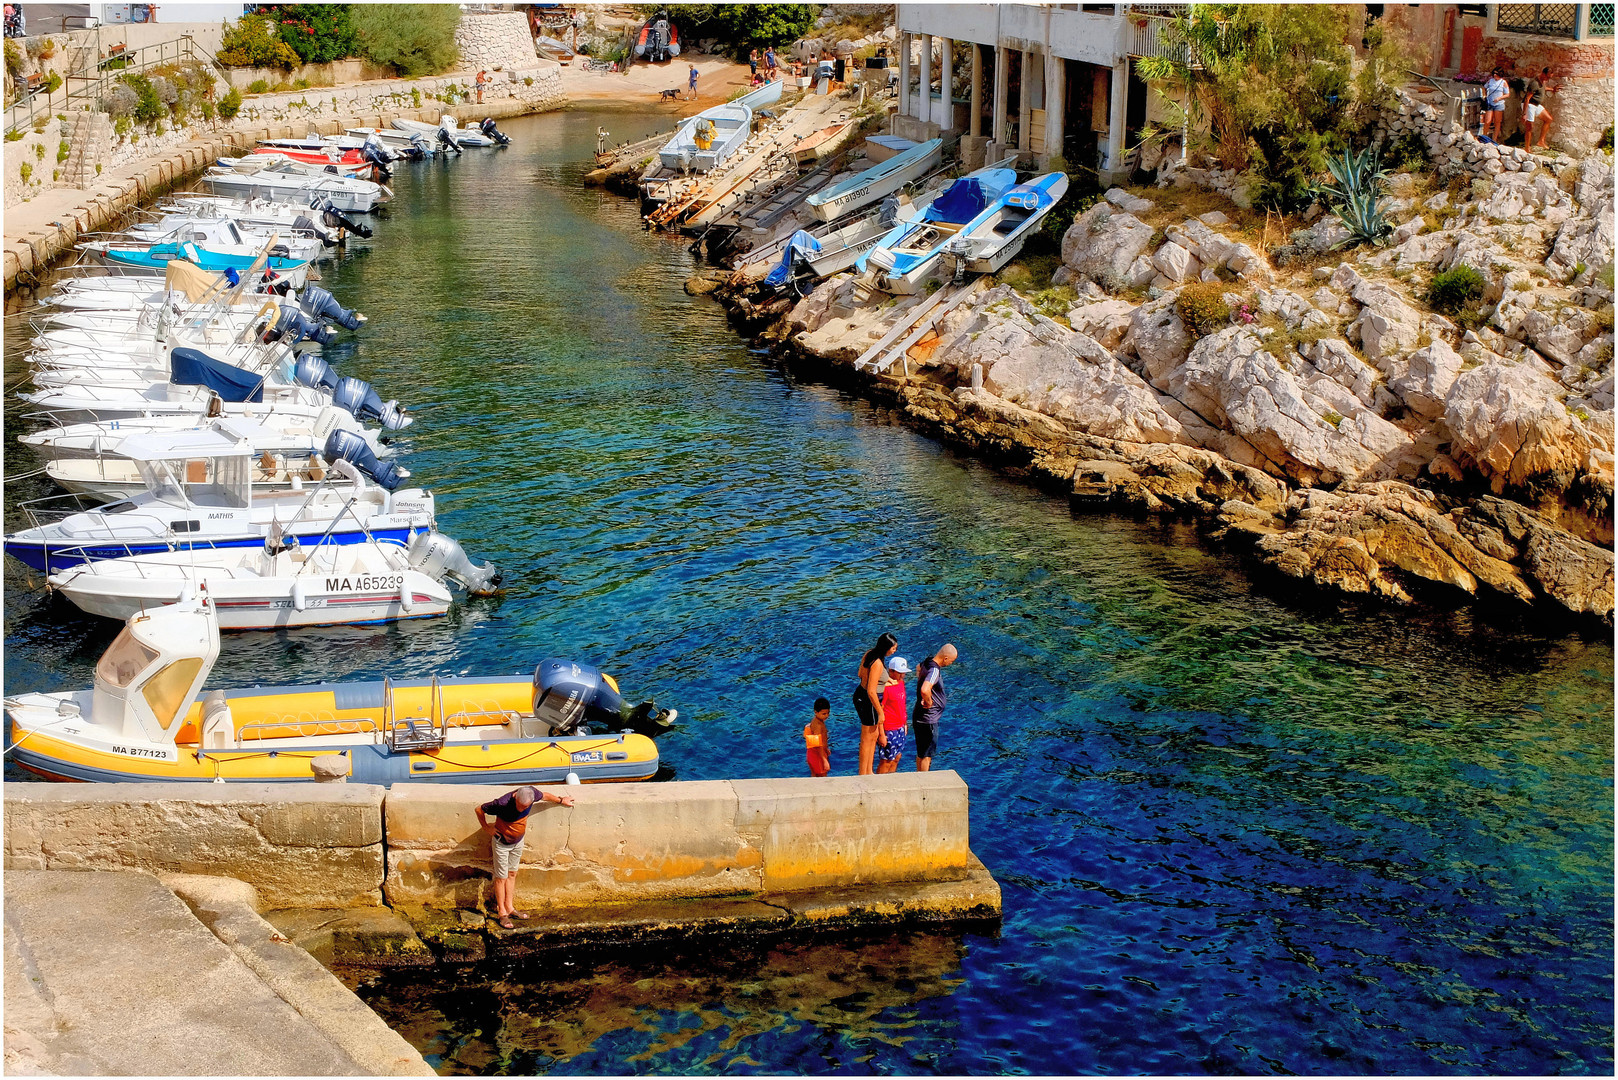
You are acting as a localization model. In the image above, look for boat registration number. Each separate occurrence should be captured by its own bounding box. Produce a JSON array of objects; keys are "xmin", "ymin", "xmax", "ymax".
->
[
  {"xmin": 111, "ymin": 744, "xmax": 176, "ymax": 760},
  {"xmin": 325, "ymin": 575, "xmax": 403, "ymax": 592},
  {"xmin": 570, "ymin": 750, "xmax": 604, "ymax": 763}
]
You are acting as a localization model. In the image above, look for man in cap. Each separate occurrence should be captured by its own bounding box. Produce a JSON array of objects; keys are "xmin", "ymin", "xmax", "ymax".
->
[{"xmin": 475, "ymin": 784, "xmax": 574, "ymax": 928}]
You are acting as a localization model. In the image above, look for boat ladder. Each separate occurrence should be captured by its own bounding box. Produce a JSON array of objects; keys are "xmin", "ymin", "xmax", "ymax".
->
[{"xmin": 383, "ymin": 675, "xmax": 448, "ymax": 752}]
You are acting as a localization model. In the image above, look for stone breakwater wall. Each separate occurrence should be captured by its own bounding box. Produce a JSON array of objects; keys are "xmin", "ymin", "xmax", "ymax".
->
[
  {"xmin": 455, "ymin": 10, "xmax": 544, "ymax": 74},
  {"xmin": 3, "ymin": 66, "xmax": 565, "ymax": 290},
  {"xmin": 2, "ymin": 774, "xmax": 987, "ymax": 917}
]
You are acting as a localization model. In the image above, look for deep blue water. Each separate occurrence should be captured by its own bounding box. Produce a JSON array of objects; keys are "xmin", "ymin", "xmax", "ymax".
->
[{"xmin": 4, "ymin": 107, "xmax": 1613, "ymax": 1075}]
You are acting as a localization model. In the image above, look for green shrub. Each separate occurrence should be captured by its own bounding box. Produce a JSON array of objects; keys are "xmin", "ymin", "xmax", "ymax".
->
[
  {"xmin": 42, "ymin": 70, "xmax": 62, "ymax": 95},
  {"xmin": 1426, "ymin": 264, "xmax": 1485, "ymax": 315},
  {"xmin": 4, "ymin": 39, "xmax": 22, "ymax": 77},
  {"xmin": 1177, "ymin": 281, "xmax": 1232, "ymax": 339},
  {"xmin": 33, "ymin": 142, "xmax": 44, "ymax": 159},
  {"xmin": 19, "ymin": 162, "xmax": 31, "ymax": 183},
  {"xmin": 248, "ymin": 78, "xmax": 269, "ymax": 94},
  {"xmin": 3, "ymin": 129, "xmax": 21, "ymax": 142},
  {"xmin": 119, "ymin": 73, "xmax": 163, "ymax": 123},
  {"xmin": 292, "ymin": 77, "xmax": 309, "ymax": 90},
  {"xmin": 1319, "ymin": 145, "xmax": 1392, "ymax": 247},
  {"xmin": 1598, "ymin": 262, "xmax": 1615, "ymax": 289},
  {"xmin": 1600, "ymin": 125, "xmax": 1614, "ymax": 152},
  {"xmin": 352, "ymin": 3, "xmax": 460, "ymax": 77},
  {"xmin": 199, "ymin": 97, "xmax": 216, "ymax": 122},
  {"xmin": 1383, "ymin": 131, "xmax": 1426, "ymax": 172},
  {"xmin": 219, "ymin": 13, "xmax": 301, "ymax": 69},
  {"xmin": 657, "ymin": 5, "xmax": 818, "ymax": 60},
  {"xmin": 217, "ymin": 87, "xmax": 243, "ymax": 121},
  {"xmin": 56, "ymin": 139, "xmax": 68, "ymax": 162}
]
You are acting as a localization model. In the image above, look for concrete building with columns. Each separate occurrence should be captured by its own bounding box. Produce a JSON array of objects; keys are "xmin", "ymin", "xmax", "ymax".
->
[{"xmin": 888, "ymin": 4, "xmax": 1185, "ymax": 184}]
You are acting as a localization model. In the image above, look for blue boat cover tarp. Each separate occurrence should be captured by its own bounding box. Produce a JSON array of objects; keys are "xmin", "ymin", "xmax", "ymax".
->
[
  {"xmin": 766, "ymin": 230, "xmax": 822, "ymax": 286},
  {"xmin": 170, "ymin": 347, "xmax": 265, "ymax": 402},
  {"xmin": 932, "ymin": 171, "xmax": 1016, "ymax": 224}
]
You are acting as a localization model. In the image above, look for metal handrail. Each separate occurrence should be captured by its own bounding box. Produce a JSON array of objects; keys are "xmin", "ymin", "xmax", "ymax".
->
[{"xmin": 7, "ymin": 32, "xmax": 225, "ymax": 136}]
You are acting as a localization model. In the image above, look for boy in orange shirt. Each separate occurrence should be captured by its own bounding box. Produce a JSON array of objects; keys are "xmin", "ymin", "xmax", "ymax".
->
[{"xmin": 804, "ymin": 697, "xmax": 831, "ymax": 777}]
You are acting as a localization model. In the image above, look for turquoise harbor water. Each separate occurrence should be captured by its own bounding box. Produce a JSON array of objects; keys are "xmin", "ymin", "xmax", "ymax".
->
[{"xmin": 4, "ymin": 108, "xmax": 1613, "ymax": 1074}]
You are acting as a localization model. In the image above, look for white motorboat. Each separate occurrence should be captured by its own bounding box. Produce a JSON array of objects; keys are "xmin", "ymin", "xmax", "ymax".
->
[
  {"xmin": 390, "ymin": 116, "xmax": 496, "ymax": 148},
  {"xmin": 48, "ymin": 535, "xmax": 455, "ymax": 629},
  {"xmin": 202, "ymin": 155, "xmax": 390, "ymax": 213},
  {"xmin": 107, "ymin": 217, "xmax": 324, "ymax": 263},
  {"xmin": 19, "ymin": 409, "xmax": 389, "ymax": 465},
  {"xmin": 861, "ymin": 167, "xmax": 1018, "ymax": 294},
  {"xmin": 658, "ymin": 103, "xmax": 752, "ymax": 172},
  {"xmin": 944, "ymin": 171, "xmax": 1070, "ymax": 276},
  {"xmin": 5, "ymin": 436, "xmax": 436, "ymax": 573},
  {"xmin": 345, "ymin": 126, "xmax": 438, "ymax": 156},
  {"xmin": 805, "ymin": 137, "xmax": 942, "ymax": 222}
]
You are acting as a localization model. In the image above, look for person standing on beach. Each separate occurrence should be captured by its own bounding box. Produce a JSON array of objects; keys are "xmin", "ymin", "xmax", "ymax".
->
[
  {"xmin": 474, "ymin": 784, "xmax": 574, "ymax": 929},
  {"xmin": 912, "ymin": 644, "xmax": 957, "ymax": 772},
  {"xmin": 765, "ymin": 45, "xmax": 777, "ymax": 80},
  {"xmin": 687, "ymin": 63, "xmax": 699, "ymax": 101},
  {"xmin": 855, "ymin": 631, "xmax": 897, "ymax": 775},
  {"xmin": 876, "ymin": 656, "xmax": 909, "ymax": 773},
  {"xmin": 749, "ymin": 48, "xmax": 759, "ymax": 79},
  {"xmin": 804, "ymin": 697, "xmax": 831, "ymax": 777}
]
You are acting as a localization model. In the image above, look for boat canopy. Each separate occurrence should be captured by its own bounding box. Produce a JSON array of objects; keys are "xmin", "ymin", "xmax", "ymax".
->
[
  {"xmin": 163, "ymin": 259, "xmax": 224, "ymax": 303},
  {"xmin": 765, "ymin": 230, "xmax": 822, "ymax": 286},
  {"xmin": 170, "ymin": 347, "xmax": 266, "ymax": 403},
  {"xmin": 932, "ymin": 171, "xmax": 1017, "ymax": 224}
]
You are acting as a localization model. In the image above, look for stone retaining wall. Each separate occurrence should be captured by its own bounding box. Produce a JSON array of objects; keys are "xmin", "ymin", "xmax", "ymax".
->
[
  {"xmin": 384, "ymin": 773, "xmax": 970, "ymax": 910},
  {"xmin": 2, "ymin": 784, "xmax": 386, "ymax": 908},
  {"xmin": 2, "ymin": 774, "xmax": 976, "ymax": 915},
  {"xmin": 454, "ymin": 11, "xmax": 543, "ymax": 74}
]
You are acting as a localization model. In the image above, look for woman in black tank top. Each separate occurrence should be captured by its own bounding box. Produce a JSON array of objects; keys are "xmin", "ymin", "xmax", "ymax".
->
[{"xmin": 854, "ymin": 631, "xmax": 897, "ymax": 775}]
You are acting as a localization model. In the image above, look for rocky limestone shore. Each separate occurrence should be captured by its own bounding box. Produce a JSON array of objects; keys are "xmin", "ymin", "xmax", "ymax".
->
[{"xmin": 713, "ymin": 154, "xmax": 1615, "ymax": 624}]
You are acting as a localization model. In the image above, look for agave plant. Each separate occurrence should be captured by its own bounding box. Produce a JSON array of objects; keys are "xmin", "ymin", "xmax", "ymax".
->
[{"xmin": 1318, "ymin": 145, "xmax": 1392, "ymax": 248}]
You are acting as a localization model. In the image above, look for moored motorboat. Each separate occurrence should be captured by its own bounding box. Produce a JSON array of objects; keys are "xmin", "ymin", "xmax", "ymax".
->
[
  {"xmin": 794, "ymin": 118, "xmax": 857, "ymax": 165},
  {"xmin": 202, "ymin": 155, "xmax": 390, "ymax": 213},
  {"xmin": 805, "ymin": 137, "xmax": 942, "ymax": 222},
  {"xmin": 658, "ymin": 103, "xmax": 752, "ymax": 172},
  {"xmin": 4, "ymin": 597, "xmax": 676, "ymax": 784},
  {"xmin": 632, "ymin": 8, "xmax": 680, "ymax": 62}
]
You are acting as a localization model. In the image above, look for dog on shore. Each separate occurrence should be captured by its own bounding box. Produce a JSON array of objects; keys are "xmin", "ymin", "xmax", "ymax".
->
[{"xmin": 658, "ymin": 87, "xmax": 681, "ymax": 102}]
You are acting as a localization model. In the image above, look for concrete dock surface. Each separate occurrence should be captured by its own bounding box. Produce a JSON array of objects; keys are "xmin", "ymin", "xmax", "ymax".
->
[{"xmin": 4, "ymin": 869, "xmax": 432, "ymax": 1076}]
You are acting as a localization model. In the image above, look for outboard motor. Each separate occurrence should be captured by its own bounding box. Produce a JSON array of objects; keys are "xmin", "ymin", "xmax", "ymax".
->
[
  {"xmin": 407, "ymin": 529, "xmax": 503, "ymax": 595},
  {"xmin": 436, "ymin": 124, "xmax": 462, "ymax": 155},
  {"xmin": 292, "ymin": 212, "xmax": 338, "ymax": 247},
  {"xmin": 405, "ymin": 132, "xmax": 433, "ymax": 160},
  {"xmin": 479, "ymin": 118, "xmax": 511, "ymax": 147},
  {"xmin": 323, "ymin": 428, "xmax": 408, "ymax": 490},
  {"xmin": 316, "ymin": 197, "xmax": 373, "ymax": 239},
  {"xmin": 363, "ymin": 133, "xmax": 397, "ymax": 163},
  {"xmin": 269, "ymin": 304, "xmax": 339, "ymax": 346},
  {"xmin": 878, "ymin": 193, "xmax": 902, "ymax": 229},
  {"xmin": 294, "ymin": 353, "xmax": 339, "ymax": 391},
  {"xmin": 299, "ymin": 284, "xmax": 366, "ymax": 330},
  {"xmin": 332, "ymin": 375, "xmax": 412, "ymax": 430},
  {"xmin": 529, "ymin": 658, "xmax": 677, "ymax": 738}
]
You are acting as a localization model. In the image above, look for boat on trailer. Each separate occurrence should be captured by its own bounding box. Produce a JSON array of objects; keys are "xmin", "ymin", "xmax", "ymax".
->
[
  {"xmin": 4, "ymin": 597, "xmax": 677, "ymax": 784},
  {"xmin": 860, "ymin": 167, "xmax": 1017, "ymax": 294},
  {"xmin": 943, "ymin": 171, "xmax": 1070, "ymax": 276},
  {"xmin": 659, "ymin": 103, "xmax": 752, "ymax": 172}
]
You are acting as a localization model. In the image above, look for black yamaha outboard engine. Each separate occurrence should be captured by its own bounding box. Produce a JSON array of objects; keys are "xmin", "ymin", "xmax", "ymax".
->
[
  {"xmin": 299, "ymin": 284, "xmax": 366, "ymax": 330},
  {"xmin": 323, "ymin": 428, "xmax": 407, "ymax": 490},
  {"xmin": 479, "ymin": 118, "xmax": 511, "ymax": 147},
  {"xmin": 436, "ymin": 126, "xmax": 462, "ymax": 155},
  {"xmin": 529, "ymin": 659, "xmax": 677, "ymax": 738},
  {"xmin": 332, "ymin": 375, "xmax": 412, "ymax": 430},
  {"xmin": 292, "ymin": 211, "xmax": 339, "ymax": 247},
  {"xmin": 407, "ymin": 530, "xmax": 503, "ymax": 595},
  {"xmin": 316, "ymin": 197, "xmax": 373, "ymax": 239}
]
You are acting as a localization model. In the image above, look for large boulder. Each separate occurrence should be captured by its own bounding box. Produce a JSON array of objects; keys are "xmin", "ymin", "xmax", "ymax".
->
[
  {"xmin": 1442, "ymin": 357, "xmax": 1600, "ymax": 493},
  {"xmin": 1177, "ymin": 327, "xmax": 1419, "ymax": 485},
  {"xmin": 1061, "ymin": 203, "xmax": 1158, "ymax": 289},
  {"xmin": 1385, "ymin": 339, "xmax": 1464, "ymax": 421},
  {"xmin": 1122, "ymin": 293, "xmax": 1192, "ymax": 386},
  {"xmin": 1066, "ymin": 298, "xmax": 1137, "ymax": 351},
  {"xmin": 1548, "ymin": 155, "xmax": 1615, "ymax": 278}
]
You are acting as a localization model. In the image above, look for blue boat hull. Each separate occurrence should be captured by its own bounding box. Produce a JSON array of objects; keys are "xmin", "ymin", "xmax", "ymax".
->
[{"xmin": 6, "ymin": 525, "xmax": 419, "ymax": 573}]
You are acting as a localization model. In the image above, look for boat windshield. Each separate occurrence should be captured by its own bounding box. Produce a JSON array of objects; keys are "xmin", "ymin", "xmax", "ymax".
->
[
  {"xmin": 142, "ymin": 657, "xmax": 204, "ymax": 731},
  {"xmin": 96, "ymin": 627, "xmax": 160, "ymax": 688},
  {"xmin": 133, "ymin": 456, "xmax": 250, "ymax": 508}
]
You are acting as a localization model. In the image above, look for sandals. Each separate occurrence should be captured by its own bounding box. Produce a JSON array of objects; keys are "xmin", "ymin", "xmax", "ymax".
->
[
  {"xmin": 497, "ymin": 916, "xmax": 515, "ymax": 929},
  {"xmin": 510, "ymin": 911, "xmax": 532, "ymax": 920}
]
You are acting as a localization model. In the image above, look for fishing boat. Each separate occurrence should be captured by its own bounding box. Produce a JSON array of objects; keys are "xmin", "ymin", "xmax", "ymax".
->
[
  {"xmin": 253, "ymin": 141, "xmax": 371, "ymax": 169},
  {"xmin": 732, "ymin": 79, "xmax": 784, "ymax": 111},
  {"xmin": 85, "ymin": 240, "xmax": 314, "ymax": 287},
  {"xmin": 4, "ymin": 435, "xmax": 435, "ymax": 573},
  {"xmin": 3, "ymin": 596, "xmax": 676, "ymax": 784},
  {"xmin": 658, "ymin": 103, "xmax": 752, "ymax": 172},
  {"xmin": 202, "ymin": 156, "xmax": 390, "ymax": 213},
  {"xmin": 943, "ymin": 171, "xmax": 1071, "ymax": 276},
  {"xmin": 344, "ymin": 126, "xmax": 437, "ymax": 157},
  {"xmin": 794, "ymin": 118, "xmax": 856, "ymax": 165},
  {"xmin": 114, "ymin": 216, "xmax": 326, "ymax": 262},
  {"xmin": 860, "ymin": 167, "xmax": 1017, "ymax": 294},
  {"xmin": 389, "ymin": 116, "xmax": 497, "ymax": 149},
  {"xmin": 632, "ymin": 8, "xmax": 680, "ymax": 62},
  {"xmin": 20, "ymin": 409, "xmax": 388, "ymax": 466},
  {"xmin": 805, "ymin": 137, "xmax": 942, "ymax": 222}
]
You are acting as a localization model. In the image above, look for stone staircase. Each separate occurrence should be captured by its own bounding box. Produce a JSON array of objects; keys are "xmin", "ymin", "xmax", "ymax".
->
[{"xmin": 59, "ymin": 110, "xmax": 110, "ymax": 190}]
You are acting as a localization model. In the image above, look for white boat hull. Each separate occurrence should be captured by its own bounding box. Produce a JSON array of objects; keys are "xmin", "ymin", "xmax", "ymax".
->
[{"xmin": 807, "ymin": 138, "xmax": 943, "ymax": 222}]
